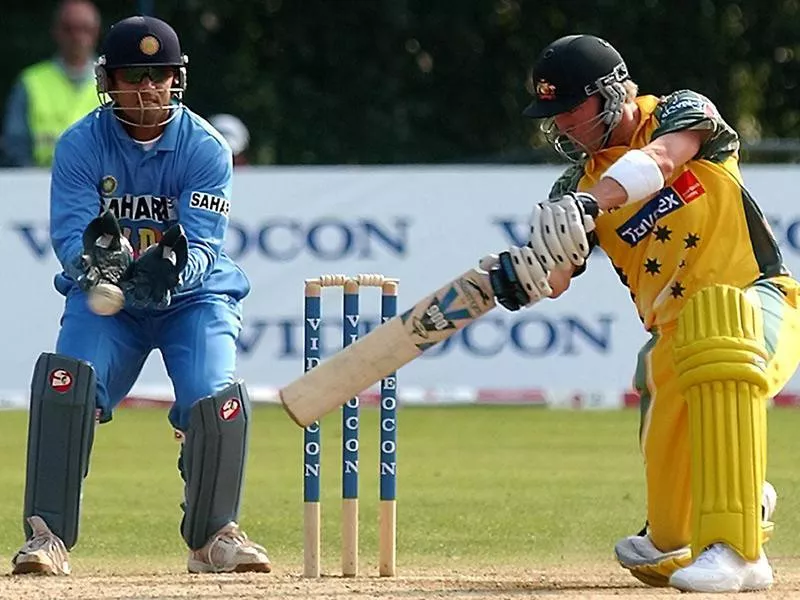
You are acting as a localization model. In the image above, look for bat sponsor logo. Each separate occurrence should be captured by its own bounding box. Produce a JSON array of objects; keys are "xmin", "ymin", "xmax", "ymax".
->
[
  {"xmin": 459, "ymin": 277, "xmax": 492, "ymax": 313},
  {"xmin": 402, "ymin": 283, "xmax": 477, "ymax": 351},
  {"xmin": 409, "ymin": 315, "xmax": 430, "ymax": 339},
  {"xmin": 463, "ymin": 277, "xmax": 490, "ymax": 303},
  {"xmin": 404, "ymin": 300, "xmax": 453, "ymax": 342},
  {"xmin": 421, "ymin": 303, "xmax": 452, "ymax": 332}
]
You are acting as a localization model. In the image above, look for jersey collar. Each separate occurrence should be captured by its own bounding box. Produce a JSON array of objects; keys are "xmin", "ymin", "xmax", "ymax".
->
[{"xmin": 155, "ymin": 106, "xmax": 182, "ymax": 151}]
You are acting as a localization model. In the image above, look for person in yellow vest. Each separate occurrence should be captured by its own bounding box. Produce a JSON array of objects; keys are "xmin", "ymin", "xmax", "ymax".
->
[
  {"xmin": 1, "ymin": 0, "xmax": 101, "ymax": 167},
  {"xmin": 487, "ymin": 34, "xmax": 800, "ymax": 593}
]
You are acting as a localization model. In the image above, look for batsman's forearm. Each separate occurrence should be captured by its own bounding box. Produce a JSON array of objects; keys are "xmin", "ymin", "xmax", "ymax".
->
[{"xmin": 587, "ymin": 177, "xmax": 628, "ymax": 211}]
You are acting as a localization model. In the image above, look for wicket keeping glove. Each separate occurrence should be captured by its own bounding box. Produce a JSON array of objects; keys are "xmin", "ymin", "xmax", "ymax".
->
[
  {"xmin": 121, "ymin": 224, "xmax": 188, "ymax": 310},
  {"xmin": 75, "ymin": 210, "xmax": 134, "ymax": 292}
]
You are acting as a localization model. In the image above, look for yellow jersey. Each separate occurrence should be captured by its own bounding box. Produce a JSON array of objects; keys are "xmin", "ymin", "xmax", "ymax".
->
[{"xmin": 550, "ymin": 90, "xmax": 785, "ymax": 330}]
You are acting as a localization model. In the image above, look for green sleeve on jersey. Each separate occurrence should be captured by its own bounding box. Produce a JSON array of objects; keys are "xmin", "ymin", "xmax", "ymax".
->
[
  {"xmin": 652, "ymin": 89, "xmax": 739, "ymax": 162},
  {"xmin": 547, "ymin": 163, "xmax": 594, "ymax": 278},
  {"xmin": 547, "ymin": 163, "xmax": 585, "ymax": 199}
]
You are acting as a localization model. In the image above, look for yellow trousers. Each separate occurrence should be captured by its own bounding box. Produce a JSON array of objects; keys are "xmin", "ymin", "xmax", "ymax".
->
[{"xmin": 635, "ymin": 276, "xmax": 800, "ymax": 553}]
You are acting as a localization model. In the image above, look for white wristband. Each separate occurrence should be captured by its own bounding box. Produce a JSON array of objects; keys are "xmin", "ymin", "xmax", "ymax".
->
[{"xmin": 600, "ymin": 149, "xmax": 665, "ymax": 205}]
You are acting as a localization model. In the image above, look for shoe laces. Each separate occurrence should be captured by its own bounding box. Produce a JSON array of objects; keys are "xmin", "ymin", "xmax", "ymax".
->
[
  {"xmin": 25, "ymin": 533, "xmax": 49, "ymax": 553},
  {"xmin": 217, "ymin": 524, "xmax": 247, "ymax": 546},
  {"xmin": 23, "ymin": 523, "xmax": 60, "ymax": 554},
  {"xmin": 694, "ymin": 543, "xmax": 727, "ymax": 567}
]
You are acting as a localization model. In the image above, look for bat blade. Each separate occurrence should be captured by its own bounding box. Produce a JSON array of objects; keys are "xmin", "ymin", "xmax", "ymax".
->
[{"xmin": 280, "ymin": 268, "xmax": 496, "ymax": 426}]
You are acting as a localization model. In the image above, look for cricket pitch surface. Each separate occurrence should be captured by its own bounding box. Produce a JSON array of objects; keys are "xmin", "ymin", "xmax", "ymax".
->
[{"xmin": 3, "ymin": 560, "xmax": 800, "ymax": 599}]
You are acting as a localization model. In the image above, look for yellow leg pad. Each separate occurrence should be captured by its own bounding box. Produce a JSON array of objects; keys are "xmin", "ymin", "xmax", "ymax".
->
[{"xmin": 675, "ymin": 285, "xmax": 769, "ymax": 562}]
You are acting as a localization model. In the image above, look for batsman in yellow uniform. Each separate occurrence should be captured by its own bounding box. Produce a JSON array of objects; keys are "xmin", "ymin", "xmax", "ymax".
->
[{"xmin": 487, "ymin": 34, "xmax": 800, "ymax": 593}]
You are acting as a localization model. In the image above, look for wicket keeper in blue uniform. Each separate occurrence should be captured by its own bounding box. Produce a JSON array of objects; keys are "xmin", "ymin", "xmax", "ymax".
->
[{"xmin": 12, "ymin": 15, "xmax": 271, "ymax": 576}]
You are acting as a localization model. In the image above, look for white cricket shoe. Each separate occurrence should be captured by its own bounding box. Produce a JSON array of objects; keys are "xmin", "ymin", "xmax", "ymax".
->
[
  {"xmin": 187, "ymin": 521, "xmax": 271, "ymax": 573},
  {"xmin": 614, "ymin": 531, "xmax": 691, "ymax": 587},
  {"xmin": 669, "ymin": 543, "xmax": 773, "ymax": 593},
  {"xmin": 11, "ymin": 516, "xmax": 71, "ymax": 575},
  {"xmin": 616, "ymin": 481, "xmax": 777, "ymax": 588}
]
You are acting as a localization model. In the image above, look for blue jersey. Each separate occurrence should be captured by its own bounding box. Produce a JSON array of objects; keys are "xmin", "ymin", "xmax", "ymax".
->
[{"xmin": 50, "ymin": 105, "xmax": 250, "ymax": 303}]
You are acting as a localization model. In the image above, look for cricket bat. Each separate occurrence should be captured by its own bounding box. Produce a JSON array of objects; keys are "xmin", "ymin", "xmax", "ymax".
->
[{"xmin": 280, "ymin": 267, "xmax": 497, "ymax": 427}]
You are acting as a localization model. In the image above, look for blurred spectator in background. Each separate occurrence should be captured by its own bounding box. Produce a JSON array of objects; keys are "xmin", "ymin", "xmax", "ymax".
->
[
  {"xmin": 1, "ymin": 0, "xmax": 101, "ymax": 167},
  {"xmin": 209, "ymin": 113, "xmax": 250, "ymax": 166}
]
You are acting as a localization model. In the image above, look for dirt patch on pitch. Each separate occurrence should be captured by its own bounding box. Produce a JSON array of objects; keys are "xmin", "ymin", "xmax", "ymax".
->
[{"xmin": 2, "ymin": 560, "xmax": 800, "ymax": 599}]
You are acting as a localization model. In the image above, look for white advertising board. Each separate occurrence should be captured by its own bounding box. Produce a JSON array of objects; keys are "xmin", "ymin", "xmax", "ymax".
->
[{"xmin": 1, "ymin": 165, "xmax": 799, "ymax": 407}]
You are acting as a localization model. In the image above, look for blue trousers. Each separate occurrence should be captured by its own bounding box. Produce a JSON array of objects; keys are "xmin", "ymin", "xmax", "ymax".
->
[{"xmin": 56, "ymin": 290, "xmax": 243, "ymax": 431}]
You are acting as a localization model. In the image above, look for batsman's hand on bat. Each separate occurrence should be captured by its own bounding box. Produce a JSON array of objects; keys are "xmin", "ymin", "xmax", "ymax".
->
[
  {"xmin": 480, "ymin": 246, "xmax": 552, "ymax": 312},
  {"xmin": 481, "ymin": 189, "xmax": 602, "ymax": 312},
  {"xmin": 528, "ymin": 191, "xmax": 599, "ymax": 270},
  {"xmin": 121, "ymin": 224, "xmax": 188, "ymax": 310},
  {"xmin": 75, "ymin": 210, "xmax": 134, "ymax": 292}
]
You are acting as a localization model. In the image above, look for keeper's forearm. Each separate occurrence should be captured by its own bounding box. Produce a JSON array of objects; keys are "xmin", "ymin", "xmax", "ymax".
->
[{"xmin": 178, "ymin": 246, "xmax": 215, "ymax": 291}]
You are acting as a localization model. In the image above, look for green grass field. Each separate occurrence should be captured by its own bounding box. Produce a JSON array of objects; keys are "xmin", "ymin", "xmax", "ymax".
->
[{"xmin": 1, "ymin": 405, "xmax": 799, "ymax": 576}]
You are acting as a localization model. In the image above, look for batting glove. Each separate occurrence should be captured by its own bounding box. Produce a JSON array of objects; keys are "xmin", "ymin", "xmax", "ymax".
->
[{"xmin": 528, "ymin": 192, "xmax": 599, "ymax": 270}]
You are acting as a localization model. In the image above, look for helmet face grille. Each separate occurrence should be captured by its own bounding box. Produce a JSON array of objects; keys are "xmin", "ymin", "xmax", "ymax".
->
[{"xmin": 93, "ymin": 15, "xmax": 189, "ymax": 127}]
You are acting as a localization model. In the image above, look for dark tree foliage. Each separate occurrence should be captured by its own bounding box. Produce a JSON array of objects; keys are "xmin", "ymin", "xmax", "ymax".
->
[{"xmin": 2, "ymin": 0, "xmax": 798, "ymax": 164}]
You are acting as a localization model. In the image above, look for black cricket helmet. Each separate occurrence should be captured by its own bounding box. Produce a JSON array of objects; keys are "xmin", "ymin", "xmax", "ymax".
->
[
  {"xmin": 95, "ymin": 15, "xmax": 188, "ymax": 125},
  {"xmin": 523, "ymin": 35, "xmax": 630, "ymax": 160}
]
